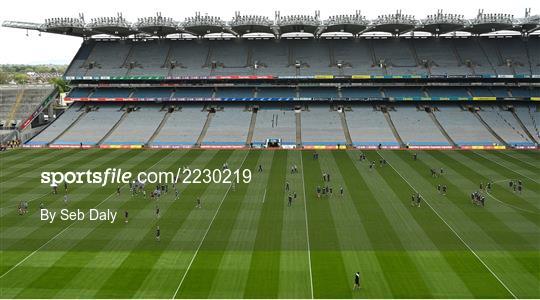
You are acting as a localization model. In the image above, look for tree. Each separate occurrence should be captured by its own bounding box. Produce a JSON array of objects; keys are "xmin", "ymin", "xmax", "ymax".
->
[
  {"xmin": 0, "ymin": 71, "xmax": 9, "ymax": 84},
  {"xmin": 13, "ymin": 73, "xmax": 29, "ymax": 84},
  {"xmin": 49, "ymin": 77, "xmax": 70, "ymax": 93}
]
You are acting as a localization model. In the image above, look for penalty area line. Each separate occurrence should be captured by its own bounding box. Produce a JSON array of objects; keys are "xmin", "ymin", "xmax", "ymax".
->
[{"xmin": 376, "ymin": 150, "xmax": 518, "ymax": 299}]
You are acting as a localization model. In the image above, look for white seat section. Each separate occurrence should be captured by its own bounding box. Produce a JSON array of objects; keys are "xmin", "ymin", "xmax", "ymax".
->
[
  {"xmin": 55, "ymin": 105, "xmax": 123, "ymax": 145},
  {"xmin": 203, "ymin": 105, "xmax": 251, "ymax": 145},
  {"xmin": 104, "ymin": 106, "xmax": 165, "ymax": 145},
  {"xmin": 346, "ymin": 105, "xmax": 398, "ymax": 146},
  {"xmin": 477, "ymin": 106, "xmax": 533, "ymax": 146},
  {"xmin": 302, "ymin": 105, "xmax": 346, "ymax": 145},
  {"xmin": 28, "ymin": 103, "xmax": 83, "ymax": 145},
  {"xmin": 514, "ymin": 105, "xmax": 540, "ymax": 142},
  {"xmin": 434, "ymin": 106, "xmax": 498, "ymax": 146},
  {"xmin": 391, "ymin": 106, "xmax": 449, "ymax": 146},
  {"xmin": 152, "ymin": 105, "xmax": 207, "ymax": 145},
  {"xmin": 252, "ymin": 106, "xmax": 296, "ymax": 145}
]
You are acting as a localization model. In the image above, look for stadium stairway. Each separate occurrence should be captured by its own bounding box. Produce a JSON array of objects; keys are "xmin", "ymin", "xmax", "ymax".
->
[
  {"xmin": 475, "ymin": 39, "xmax": 497, "ymax": 75},
  {"xmin": 97, "ymin": 110, "xmax": 130, "ymax": 146},
  {"xmin": 48, "ymin": 109, "xmax": 88, "ymax": 146},
  {"xmin": 382, "ymin": 109, "xmax": 405, "ymax": 148},
  {"xmin": 245, "ymin": 108, "xmax": 257, "ymax": 147},
  {"xmin": 295, "ymin": 111, "xmax": 302, "ymax": 148},
  {"xmin": 510, "ymin": 108, "xmax": 538, "ymax": 144},
  {"xmin": 339, "ymin": 110, "xmax": 353, "ymax": 148},
  {"xmin": 427, "ymin": 108, "xmax": 458, "ymax": 147},
  {"xmin": 471, "ymin": 109, "xmax": 510, "ymax": 147},
  {"xmin": 195, "ymin": 110, "xmax": 215, "ymax": 148},
  {"xmin": 145, "ymin": 108, "xmax": 172, "ymax": 147}
]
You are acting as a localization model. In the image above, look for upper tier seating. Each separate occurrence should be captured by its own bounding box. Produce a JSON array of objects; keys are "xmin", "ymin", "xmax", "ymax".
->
[{"xmin": 64, "ymin": 37, "xmax": 540, "ymax": 77}]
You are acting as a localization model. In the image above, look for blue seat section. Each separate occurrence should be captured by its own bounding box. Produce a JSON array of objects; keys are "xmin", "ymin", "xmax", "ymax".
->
[
  {"xmin": 532, "ymin": 88, "xmax": 540, "ymax": 97},
  {"xmin": 341, "ymin": 87, "xmax": 381, "ymax": 98},
  {"xmin": 68, "ymin": 88, "xmax": 92, "ymax": 98},
  {"xmin": 173, "ymin": 88, "xmax": 213, "ymax": 98},
  {"xmin": 132, "ymin": 88, "xmax": 173, "ymax": 98},
  {"xmin": 469, "ymin": 87, "xmax": 494, "ymax": 97},
  {"xmin": 92, "ymin": 88, "xmax": 132, "ymax": 98},
  {"xmin": 298, "ymin": 87, "xmax": 338, "ymax": 98},
  {"xmin": 510, "ymin": 88, "xmax": 531, "ymax": 97},
  {"xmin": 490, "ymin": 87, "xmax": 509, "ymax": 97},
  {"xmin": 384, "ymin": 87, "xmax": 424, "ymax": 98},
  {"xmin": 427, "ymin": 87, "xmax": 470, "ymax": 98},
  {"xmin": 215, "ymin": 88, "xmax": 254, "ymax": 98},
  {"xmin": 257, "ymin": 88, "xmax": 296, "ymax": 98}
]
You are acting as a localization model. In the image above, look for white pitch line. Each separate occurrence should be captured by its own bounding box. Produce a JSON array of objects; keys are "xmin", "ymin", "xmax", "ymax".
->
[
  {"xmin": 299, "ymin": 151, "xmax": 314, "ymax": 299},
  {"xmin": 171, "ymin": 150, "xmax": 250, "ymax": 299},
  {"xmin": 0, "ymin": 150, "xmax": 175, "ymax": 280},
  {"xmin": 377, "ymin": 150, "xmax": 518, "ymax": 299},
  {"xmin": 498, "ymin": 151, "xmax": 539, "ymax": 169},
  {"xmin": 484, "ymin": 190, "xmax": 539, "ymax": 215},
  {"xmin": 262, "ymin": 188, "xmax": 267, "ymax": 203},
  {"xmin": 473, "ymin": 151, "xmax": 539, "ymax": 184}
]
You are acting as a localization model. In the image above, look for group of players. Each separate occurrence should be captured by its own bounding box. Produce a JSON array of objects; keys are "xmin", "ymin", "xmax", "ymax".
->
[{"xmin": 508, "ymin": 180, "xmax": 524, "ymax": 193}]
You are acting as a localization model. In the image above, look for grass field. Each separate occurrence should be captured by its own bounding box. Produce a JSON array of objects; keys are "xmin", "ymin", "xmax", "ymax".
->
[{"xmin": 0, "ymin": 149, "xmax": 538, "ymax": 298}]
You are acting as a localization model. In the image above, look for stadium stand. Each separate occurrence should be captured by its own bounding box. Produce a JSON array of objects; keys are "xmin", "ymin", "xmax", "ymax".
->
[
  {"xmin": 91, "ymin": 88, "xmax": 132, "ymax": 98},
  {"xmin": 67, "ymin": 88, "xmax": 92, "ymax": 98},
  {"xmin": 298, "ymin": 87, "xmax": 338, "ymax": 98},
  {"xmin": 0, "ymin": 85, "xmax": 53, "ymax": 128},
  {"xmin": 52, "ymin": 104, "xmax": 124, "ymax": 145},
  {"xmin": 477, "ymin": 105, "xmax": 535, "ymax": 146},
  {"xmin": 102, "ymin": 106, "xmax": 165, "ymax": 145},
  {"xmin": 384, "ymin": 87, "xmax": 425, "ymax": 98},
  {"xmin": 82, "ymin": 41, "xmax": 133, "ymax": 77},
  {"xmin": 513, "ymin": 104, "xmax": 540, "ymax": 142},
  {"xmin": 151, "ymin": 105, "xmax": 208, "ymax": 147},
  {"xmin": 301, "ymin": 105, "xmax": 346, "ymax": 146},
  {"xmin": 252, "ymin": 105, "xmax": 296, "ymax": 146},
  {"xmin": 173, "ymin": 87, "xmax": 213, "ymax": 98},
  {"xmin": 5, "ymin": 13, "xmax": 538, "ymax": 150},
  {"xmin": 62, "ymin": 37, "xmax": 540, "ymax": 77},
  {"xmin": 26, "ymin": 103, "xmax": 84, "ymax": 145},
  {"xmin": 132, "ymin": 88, "xmax": 174, "ymax": 99},
  {"xmin": 215, "ymin": 87, "xmax": 255, "ymax": 98},
  {"xmin": 167, "ymin": 40, "xmax": 209, "ymax": 77},
  {"xmin": 346, "ymin": 105, "xmax": 399, "ymax": 147},
  {"xmin": 433, "ymin": 106, "xmax": 500, "ymax": 146},
  {"xmin": 390, "ymin": 106, "xmax": 450, "ymax": 146},
  {"xmin": 202, "ymin": 105, "xmax": 252, "ymax": 146},
  {"xmin": 257, "ymin": 87, "xmax": 296, "ymax": 98},
  {"xmin": 125, "ymin": 40, "xmax": 170, "ymax": 76},
  {"xmin": 341, "ymin": 87, "xmax": 382, "ymax": 98}
]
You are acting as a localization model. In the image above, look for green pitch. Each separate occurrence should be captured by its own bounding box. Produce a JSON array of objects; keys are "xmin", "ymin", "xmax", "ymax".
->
[{"xmin": 0, "ymin": 149, "xmax": 538, "ymax": 298}]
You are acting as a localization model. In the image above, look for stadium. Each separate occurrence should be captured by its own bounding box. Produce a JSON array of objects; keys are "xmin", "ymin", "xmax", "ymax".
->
[{"xmin": 0, "ymin": 6, "xmax": 539, "ymax": 299}]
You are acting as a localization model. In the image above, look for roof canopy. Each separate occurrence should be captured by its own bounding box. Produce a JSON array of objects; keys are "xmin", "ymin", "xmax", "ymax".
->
[{"xmin": 3, "ymin": 9, "xmax": 539, "ymax": 38}]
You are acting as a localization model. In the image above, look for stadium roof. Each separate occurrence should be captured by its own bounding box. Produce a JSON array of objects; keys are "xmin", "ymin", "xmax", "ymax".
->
[{"xmin": 3, "ymin": 9, "xmax": 539, "ymax": 38}]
